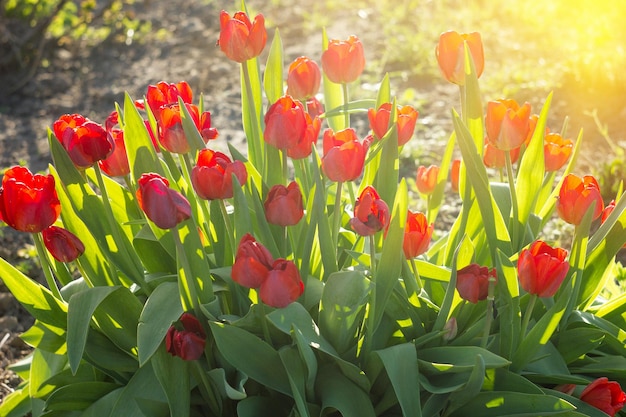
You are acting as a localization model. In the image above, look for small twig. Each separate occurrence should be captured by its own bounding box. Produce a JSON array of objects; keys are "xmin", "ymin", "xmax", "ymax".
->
[{"xmin": 0, "ymin": 332, "xmax": 10, "ymax": 350}]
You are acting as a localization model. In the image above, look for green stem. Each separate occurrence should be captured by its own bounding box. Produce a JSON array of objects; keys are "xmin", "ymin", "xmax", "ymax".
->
[
  {"xmin": 520, "ymin": 293, "xmax": 537, "ymax": 338},
  {"xmin": 256, "ymin": 293, "xmax": 274, "ymax": 347},
  {"xmin": 218, "ymin": 199, "xmax": 237, "ymax": 262},
  {"xmin": 361, "ymin": 237, "xmax": 378, "ymax": 363},
  {"xmin": 332, "ymin": 181, "xmax": 344, "ymax": 250},
  {"xmin": 409, "ymin": 257, "xmax": 424, "ymax": 294},
  {"xmin": 505, "ymin": 151, "xmax": 520, "ymax": 248},
  {"xmin": 241, "ymin": 61, "xmax": 263, "ymax": 174},
  {"xmin": 342, "ymin": 82, "xmax": 350, "ymax": 128},
  {"xmin": 191, "ymin": 361, "xmax": 221, "ymax": 416},
  {"xmin": 480, "ymin": 272, "xmax": 497, "ymax": 348},
  {"xmin": 172, "ymin": 228, "xmax": 200, "ymax": 315},
  {"xmin": 33, "ymin": 232, "xmax": 62, "ymax": 300}
]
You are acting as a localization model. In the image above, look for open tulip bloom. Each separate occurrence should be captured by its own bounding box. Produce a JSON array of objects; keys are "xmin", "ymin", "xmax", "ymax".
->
[{"xmin": 2, "ymin": 3, "xmax": 626, "ymax": 417}]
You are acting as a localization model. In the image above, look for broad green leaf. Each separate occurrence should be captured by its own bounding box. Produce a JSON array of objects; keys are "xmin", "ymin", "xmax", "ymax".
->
[
  {"xmin": 557, "ymin": 326, "xmax": 605, "ymax": 363},
  {"xmin": 207, "ymin": 368, "xmax": 248, "ymax": 400},
  {"xmin": 83, "ymin": 329, "xmax": 138, "ymax": 377},
  {"xmin": 322, "ymin": 99, "xmax": 377, "ymax": 119},
  {"xmin": 178, "ymin": 97, "xmax": 205, "ymax": 154},
  {"xmin": 108, "ymin": 361, "xmax": 167, "ymax": 417},
  {"xmin": 123, "ymin": 92, "xmax": 163, "ymax": 182},
  {"xmin": 447, "ymin": 391, "xmax": 574, "ymax": 417},
  {"xmin": 20, "ymin": 321, "xmax": 66, "ymax": 355},
  {"xmin": 316, "ymin": 365, "xmax": 376, "ymax": 417},
  {"xmin": 263, "ymin": 28, "xmax": 284, "ymax": 104},
  {"xmin": 375, "ymin": 73, "xmax": 391, "ymax": 108},
  {"xmin": 44, "ymin": 382, "xmax": 119, "ymax": 412},
  {"xmin": 175, "ymin": 219, "xmax": 214, "ymax": 307},
  {"xmin": 374, "ymin": 343, "xmax": 421, "ymax": 417},
  {"xmin": 0, "ymin": 385, "xmax": 31, "ymax": 417},
  {"xmin": 236, "ymin": 396, "xmax": 290, "ymax": 417},
  {"xmin": 418, "ymin": 346, "xmax": 510, "ymax": 375},
  {"xmin": 30, "ymin": 349, "xmax": 66, "ymax": 399},
  {"xmin": 279, "ymin": 346, "xmax": 311, "ymax": 417},
  {"xmin": 79, "ymin": 389, "xmax": 121, "ymax": 417},
  {"xmin": 461, "ymin": 43, "xmax": 483, "ymax": 149},
  {"xmin": 374, "ymin": 103, "xmax": 399, "ymax": 209},
  {"xmin": 446, "ymin": 354, "xmax": 486, "ymax": 415},
  {"xmin": 240, "ymin": 56, "xmax": 264, "ymax": 171},
  {"xmin": 494, "ymin": 249, "xmax": 520, "ymax": 359},
  {"xmin": 310, "ymin": 152, "xmax": 337, "ymax": 278},
  {"xmin": 152, "ymin": 347, "xmax": 190, "ymax": 417},
  {"xmin": 544, "ymin": 389, "xmax": 615, "ymax": 417},
  {"xmin": 482, "ymin": 368, "xmax": 544, "ymax": 394}
]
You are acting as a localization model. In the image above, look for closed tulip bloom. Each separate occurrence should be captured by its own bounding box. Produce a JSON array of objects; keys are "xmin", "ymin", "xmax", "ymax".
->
[
  {"xmin": 368, "ymin": 102, "xmax": 393, "ymax": 140},
  {"xmin": 435, "ymin": 31, "xmax": 484, "ymax": 85},
  {"xmin": 287, "ymin": 56, "xmax": 321, "ymax": 101},
  {"xmin": 544, "ymin": 133, "xmax": 573, "ymax": 172},
  {"xmin": 0, "ymin": 166, "xmax": 60, "ymax": 233},
  {"xmin": 146, "ymin": 81, "xmax": 193, "ymax": 120},
  {"xmin": 264, "ymin": 96, "xmax": 308, "ymax": 151},
  {"xmin": 321, "ymin": 35, "xmax": 365, "ymax": 84},
  {"xmin": 191, "ymin": 149, "xmax": 247, "ymax": 200},
  {"xmin": 98, "ymin": 128, "xmax": 130, "ymax": 177},
  {"xmin": 483, "ymin": 139, "xmax": 520, "ymax": 169},
  {"xmin": 259, "ymin": 259, "xmax": 304, "ymax": 308},
  {"xmin": 165, "ymin": 313, "xmax": 206, "ymax": 361},
  {"xmin": 403, "ymin": 210, "xmax": 433, "ymax": 259},
  {"xmin": 416, "ymin": 165, "xmax": 439, "ymax": 195},
  {"xmin": 456, "ymin": 264, "xmax": 496, "ymax": 304},
  {"xmin": 485, "ymin": 99, "xmax": 532, "ymax": 151},
  {"xmin": 199, "ymin": 111, "xmax": 219, "ymax": 143},
  {"xmin": 264, "ymin": 181, "xmax": 304, "ymax": 227},
  {"xmin": 305, "ymin": 96, "xmax": 325, "ymax": 119},
  {"xmin": 53, "ymin": 114, "xmax": 114, "ymax": 169},
  {"xmin": 556, "ymin": 174, "xmax": 604, "ymax": 226},
  {"xmin": 450, "ymin": 159, "xmax": 461, "ymax": 193},
  {"xmin": 368, "ymin": 103, "xmax": 418, "ymax": 145},
  {"xmin": 42, "ymin": 226, "xmax": 85, "ymax": 262},
  {"xmin": 156, "ymin": 103, "xmax": 200, "ymax": 154},
  {"xmin": 321, "ymin": 128, "xmax": 367, "ymax": 182},
  {"xmin": 218, "ymin": 10, "xmax": 267, "ymax": 63},
  {"xmin": 518, "ymin": 240, "xmax": 569, "ymax": 298},
  {"xmin": 231, "ymin": 233, "xmax": 274, "ymax": 288},
  {"xmin": 396, "ymin": 105, "xmax": 419, "ymax": 146},
  {"xmin": 580, "ymin": 377, "xmax": 626, "ymax": 417},
  {"xmin": 350, "ymin": 186, "xmax": 390, "ymax": 236},
  {"xmin": 286, "ymin": 113, "xmax": 321, "ymax": 160},
  {"xmin": 136, "ymin": 173, "xmax": 191, "ymax": 229}
]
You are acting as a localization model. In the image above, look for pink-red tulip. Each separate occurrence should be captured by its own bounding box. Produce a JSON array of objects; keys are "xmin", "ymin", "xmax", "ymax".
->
[
  {"xmin": 517, "ymin": 240, "xmax": 569, "ymax": 298},
  {"xmin": 435, "ymin": 31, "xmax": 484, "ymax": 85},
  {"xmin": 98, "ymin": 128, "xmax": 130, "ymax": 177},
  {"xmin": 556, "ymin": 174, "xmax": 604, "ymax": 226},
  {"xmin": 580, "ymin": 377, "xmax": 626, "ymax": 417},
  {"xmin": 52, "ymin": 114, "xmax": 114, "ymax": 169},
  {"xmin": 286, "ymin": 56, "xmax": 321, "ymax": 101},
  {"xmin": 231, "ymin": 233, "xmax": 274, "ymax": 288},
  {"xmin": 259, "ymin": 259, "xmax": 304, "ymax": 308},
  {"xmin": 544, "ymin": 133, "xmax": 573, "ymax": 172},
  {"xmin": 156, "ymin": 103, "xmax": 198, "ymax": 154},
  {"xmin": 321, "ymin": 35, "xmax": 365, "ymax": 84},
  {"xmin": 416, "ymin": 165, "xmax": 439, "ymax": 195},
  {"xmin": 165, "ymin": 313, "xmax": 206, "ymax": 361},
  {"xmin": 286, "ymin": 113, "xmax": 321, "ymax": 160},
  {"xmin": 403, "ymin": 210, "xmax": 433, "ymax": 259},
  {"xmin": 350, "ymin": 186, "xmax": 390, "ymax": 236},
  {"xmin": 191, "ymin": 149, "xmax": 247, "ymax": 200},
  {"xmin": 136, "ymin": 173, "xmax": 191, "ymax": 229},
  {"xmin": 456, "ymin": 264, "xmax": 496, "ymax": 304},
  {"xmin": 264, "ymin": 182, "xmax": 304, "ymax": 227},
  {"xmin": 485, "ymin": 99, "xmax": 532, "ymax": 151},
  {"xmin": 146, "ymin": 81, "xmax": 193, "ymax": 120},
  {"xmin": 367, "ymin": 102, "xmax": 418, "ymax": 146},
  {"xmin": 321, "ymin": 128, "xmax": 367, "ymax": 182},
  {"xmin": 264, "ymin": 96, "xmax": 308, "ymax": 151},
  {"xmin": 42, "ymin": 226, "xmax": 85, "ymax": 263},
  {"xmin": 218, "ymin": 10, "xmax": 267, "ymax": 63}
]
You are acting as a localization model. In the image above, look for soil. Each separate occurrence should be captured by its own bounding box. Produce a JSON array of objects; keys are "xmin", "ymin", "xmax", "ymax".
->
[{"xmin": 0, "ymin": 0, "xmax": 624, "ymax": 406}]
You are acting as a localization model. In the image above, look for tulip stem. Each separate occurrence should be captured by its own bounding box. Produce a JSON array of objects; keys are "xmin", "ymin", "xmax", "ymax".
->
[
  {"xmin": 481, "ymin": 272, "xmax": 497, "ymax": 348},
  {"xmin": 257, "ymin": 295, "xmax": 274, "ymax": 347},
  {"xmin": 505, "ymin": 151, "xmax": 520, "ymax": 248},
  {"xmin": 332, "ymin": 181, "xmax": 344, "ymax": 250},
  {"xmin": 520, "ymin": 293, "xmax": 537, "ymax": 338},
  {"xmin": 241, "ymin": 61, "xmax": 263, "ymax": 175},
  {"xmin": 172, "ymin": 228, "xmax": 201, "ymax": 315},
  {"xmin": 218, "ymin": 199, "xmax": 237, "ymax": 262},
  {"xmin": 191, "ymin": 361, "xmax": 222, "ymax": 416},
  {"xmin": 342, "ymin": 82, "xmax": 350, "ymax": 128},
  {"xmin": 361, "ymin": 237, "xmax": 378, "ymax": 364},
  {"xmin": 410, "ymin": 258, "xmax": 424, "ymax": 294},
  {"xmin": 33, "ymin": 232, "xmax": 63, "ymax": 300}
]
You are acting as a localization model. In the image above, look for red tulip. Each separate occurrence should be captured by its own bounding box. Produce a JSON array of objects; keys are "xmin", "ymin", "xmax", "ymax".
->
[
  {"xmin": 259, "ymin": 259, "xmax": 304, "ymax": 308},
  {"xmin": 0, "ymin": 166, "xmax": 60, "ymax": 233},
  {"xmin": 305, "ymin": 97, "xmax": 325, "ymax": 119},
  {"xmin": 483, "ymin": 139, "xmax": 520, "ymax": 169},
  {"xmin": 544, "ymin": 133, "xmax": 573, "ymax": 172},
  {"xmin": 403, "ymin": 210, "xmax": 433, "ymax": 259},
  {"xmin": 231, "ymin": 233, "xmax": 274, "ymax": 288},
  {"xmin": 42, "ymin": 226, "xmax": 85, "ymax": 262},
  {"xmin": 286, "ymin": 113, "xmax": 321, "ymax": 160},
  {"xmin": 517, "ymin": 240, "xmax": 569, "ymax": 298},
  {"xmin": 450, "ymin": 159, "xmax": 461, "ymax": 193},
  {"xmin": 435, "ymin": 31, "xmax": 484, "ymax": 85},
  {"xmin": 456, "ymin": 264, "xmax": 496, "ymax": 304},
  {"xmin": 136, "ymin": 173, "xmax": 191, "ymax": 229},
  {"xmin": 199, "ymin": 111, "xmax": 219, "ymax": 143},
  {"xmin": 321, "ymin": 35, "xmax": 365, "ymax": 84},
  {"xmin": 191, "ymin": 149, "xmax": 247, "ymax": 200},
  {"xmin": 580, "ymin": 377, "xmax": 626, "ymax": 417},
  {"xmin": 264, "ymin": 181, "xmax": 304, "ymax": 227},
  {"xmin": 485, "ymin": 99, "xmax": 532, "ymax": 151},
  {"xmin": 156, "ymin": 103, "xmax": 199, "ymax": 154},
  {"xmin": 416, "ymin": 165, "xmax": 439, "ymax": 195},
  {"xmin": 218, "ymin": 10, "xmax": 267, "ymax": 63},
  {"xmin": 556, "ymin": 174, "xmax": 604, "ymax": 226},
  {"xmin": 146, "ymin": 81, "xmax": 193, "ymax": 120},
  {"xmin": 98, "ymin": 128, "xmax": 130, "ymax": 177},
  {"xmin": 165, "ymin": 313, "xmax": 206, "ymax": 361},
  {"xmin": 602, "ymin": 200, "xmax": 616, "ymax": 224},
  {"xmin": 367, "ymin": 103, "xmax": 418, "ymax": 146},
  {"xmin": 321, "ymin": 128, "xmax": 367, "ymax": 182},
  {"xmin": 264, "ymin": 96, "xmax": 308, "ymax": 151},
  {"xmin": 52, "ymin": 114, "xmax": 114, "ymax": 169},
  {"xmin": 350, "ymin": 186, "xmax": 390, "ymax": 236},
  {"xmin": 286, "ymin": 56, "xmax": 321, "ymax": 101}
]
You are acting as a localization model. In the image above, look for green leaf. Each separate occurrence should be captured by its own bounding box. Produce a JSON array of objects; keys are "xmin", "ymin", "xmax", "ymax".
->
[
  {"xmin": 178, "ymin": 97, "xmax": 205, "ymax": 154},
  {"xmin": 236, "ymin": 396, "xmax": 290, "ymax": 417},
  {"xmin": 446, "ymin": 354, "xmax": 486, "ymax": 415},
  {"xmin": 418, "ymin": 346, "xmax": 510, "ymax": 376},
  {"xmin": 316, "ymin": 365, "xmax": 376, "ymax": 417},
  {"xmin": 207, "ymin": 368, "xmax": 248, "ymax": 400},
  {"xmin": 557, "ymin": 326, "xmax": 605, "ymax": 363},
  {"xmin": 20, "ymin": 321, "xmax": 66, "ymax": 355},
  {"xmin": 322, "ymin": 99, "xmax": 377, "ymax": 119},
  {"xmin": 374, "ymin": 343, "xmax": 421, "ymax": 417},
  {"xmin": 0, "ymin": 385, "xmax": 32, "ymax": 417},
  {"xmin": 446, "ymin": 391, "xmax": 574, "ymax": 417},
  {"xmin": 494, "ymin": 249, "xmax": 521, "ymax": 359},
  {"xmin": 322, "ymin": 28, "xmax": 345, "ymax": 132},
  {"xmin": 544, "ymin": 389, "xmax": 614, "ymax": 417},
  {"xmin": 108, "ymin": 361, "xmax": 167, "ymax": 417},
  {"xmin": 279, "ymin": 346, "xmax": 311, "ymax": 417},
  {"xmin": 151, "ymin": 347, "xmax": 190, "ymax": 417},
  {"xmin": 44, "ymin": 382, "xmax": 119, "ymax": 411},
  {"xmin": 263, "ymin": 28, "xmax": 284, "ymax": 104},
  {"xmin": 30, "ymin": 348, "xmax": 67, "ymax": 399}
]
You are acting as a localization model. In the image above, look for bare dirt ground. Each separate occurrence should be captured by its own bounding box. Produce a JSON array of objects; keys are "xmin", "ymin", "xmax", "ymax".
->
[{"xmin": 1, "ymin": 0, "xmax": 624, "ymax": 405}]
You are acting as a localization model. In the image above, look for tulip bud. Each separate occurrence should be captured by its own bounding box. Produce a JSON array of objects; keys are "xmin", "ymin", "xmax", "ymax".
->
[
  {"xmin": 218, "ymin": 10, "xmax": 267, "ymax": 63},
  {"xmin": 286, "ymin": 56, "xmax": 321, "ymax": 101},
  {"xmin": 264, "ymin": 182, "xmax": 304, "ymax": 227},
  {"xmin": 191, "ymin": 149, "xmax": 248, "ymax": 200},
  {"xmin": 52, "ymin": 114, "xmax": 114, "ymax": 169},
  {"xmin": 98, "ymin": 128, "xmax": 130, "ymax": 178},
  {"xmin": 579, "ymin": 377, "xmax": 626, "ymax": 417},
  {"xmin": 350, "ymin": 186, "xmax": 390, "ymax": 236},
  {"xmin": 435, "ymin": 31, "xmax": 484, "ymax": 85},
  {"xmin": 456, "ymin": 263, "xmax": 496, "ymax": 304},
  {"xmin": 485, "ymin": 99, "xmax": 532, "ymax": 151},
  {"xmin": 264, "ymin": 96, "xmax": 308, "ymax": 151},
  {"xmin": 556, "ymin": 174, "xmax": 603, "ymax": 226},
  {"xmin": 231, "ymin": 234, "xmax": 274, "ymax": 288},
  {"xmin": 259, "ymin": 259, "xmax": 304, "ymax": 308},
  {"xmin": 403, "ymin": 210, "xmax": 433, "ymax": 259},
  {"xmin": 42, "ymin": 226, "xmax": 85, "ymax": 263},
  {"xmin": 416, "ymin": 165, "xmax": 439, "ymax": 195},
  {"xmin": 450, "ymin": 159, "xmax": 461, "ymax": 193},
  {"xmin": 544, "ymin": 133, "xmax": 573, "ymax": 172},
  {"xmin": 321, "ymin": 35, "xmax": 365, "ymax": 84},
  {"xmin": 165, "ymin": 313, "xmax": 206, "ymax": 361},
  {"xmin": 321, "ymin": 128, "xmax": 367, "ymax": 182},
  {"xmin": 517, "ymin": 240, "xmax": 569, "ymax": 298},
  {"xmin": 146, "ymin": 81, "xmax": 193, "ymax": 120},
  {"xmin": 136, "ymin": 173, "xmax": 191, "ymax": 229}
]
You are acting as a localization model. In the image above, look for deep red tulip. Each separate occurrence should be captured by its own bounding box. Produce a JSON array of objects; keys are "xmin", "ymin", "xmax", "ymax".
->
[
  {"xmin": 350, "ymin": 186, "xmax": 390, "ymax": 236},
  {"xmin": 456, "ymin": 264, "xmax": 496, "ymax": 304},
  {"xmin": 450, "ymin": 159, "xmax": 461, "ymax": 193},
  {"xmin": 264, "ymin": 182, "xmax": 304, "ymax": 227},
  {"xmin": 485, "ymin": 99, "xmax": 532, "ymax": 151},
  {"xmin": 435, "ymin": 31, "xmax": 484, "ymax": 85},
  {"xmin": 136, "ymin": 173, "xmax": 191, "ymax": 229},
  {"xmin": 52, "ymin": 114, "xmax": 114, "ymax": 169},
  {"xmin": 544, "ymin": 133, "xmax": 573, "ymax": 172},
  {"xmin": 165, "ymin": 312, "xmax": 206, "ymax": 361},
  {"xmin": 191, "ymin": 149, "xmax": 247, "ymax": 200},
  {"xmin": 368, "ymin": 103, "xmax": 418, "ymax": 146},
  {"xmin": 321, "ymin": 128, "xmax": 367, "ymax": 182},
  {"xmin": 416, "ymin": 165, "xmax": 439, "ymax": 195},
  {"xmin": 287, "ymin": 56, "xmax": 321, "ymax": 101},
  {"xmin": 264, "ymin": 96, "xmax": 308, "ymax": 151},
  {"xmin": 483, "ymin": 139, "xmax": 520, "ymax": 169},
  {"xmin": 146, "ymin": 81, "xmax": 193, "ymax": 120},
  {"xmin": 403, "ymin": 210, "xmax": 433, "ymax": 259},
  {"xmin": 321, "ymin": 35, "xmax": 365, "ymax": 84},
  {"xmin": 517, "ymin": 240, "xmax": 569, "ymax": 298},
  {"xmin": 0, "ymin": 166, "xmax": 60, "ymax": 233},
  {"xmin": 231, "ymin": 233, "xmax": 274, "ymax": 288},
  {"xmin": 286, "ymin": 113, "xmax": 321, "ymax": 160},
  {"xmin": 42, "ymin": 226, "xmax": 85, "ymax": 262},
  {"xmin": 556, "ymin": 174, "xmax": 604, "ymax": 226},
  {"xmin": 259, "ymin": 259, "xmax": 304, "ymax": 308},
  {"xmin": 98, "ymin": 128, "xmax": 130, "ymax": 177},
  {"xmin": 580, "ymin": 377, "xmax": 626, "ymax": 417},
  {"xmin": 218, "ymin": 10, "xmax": 267, "ymax": 63}
]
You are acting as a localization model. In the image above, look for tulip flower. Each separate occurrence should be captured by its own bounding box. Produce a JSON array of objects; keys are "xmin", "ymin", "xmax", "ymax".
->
[
  {"xmin": 403, "ymin": 210, "xmax": 433, "ymax": 259},
  {"xmin": 42, "ymin": 226, "xmax": 85, "ymax": 263},
  {"xmin": 321, "ymin": 128, "xmax": 367, "ymax": 182},
  {"xmin": 146, "ymin": 81, "xmax": 193, "ymax": 120},
  {"xmin": 156, "ymin": 103, "xmax": 199, "ymax": 154},
  {"xmin": 231, "ymin": 233, "xmax": 274, "ymax": 288},
  {"xmin": 556, "ymin": 174, "xmax": 604, "ymax": 226},
  {"xmin": 136, "ymin": 173, "xmax": 191, "ymax": 229},
  {"xmin": 483, "ymin": 140, "xmax": 520, "ymax": 169},
  {"xmin": 450, "ymin": 159, "xmax": 461, "ymax": 193},
  {"xmin": 435, "ymin": 31, "xmax": 484, "ymax": 85},
  {"xmin": 416, "ymin": 165, "xmax": 439, "ymax": 195},
  {"xmin": 579, "ymin": 377, "xmax": 626, "ymax": 417},
  {"xmin": 350, "ymin": 186, "xmax": 390, "ymax": 236},
  {"xmin": 264, "ymin": 96, "xmax": 308, "ymax": 151},
  {"xmin": 52, "ymin": 114, "xmax": 114, "ymax": 169},
  {"xmin": 368, "ymin": 103, "xmax": 418, "ymax": 146},
  {"xmin": 286, "ymin": 113, "xmax": 321, "ymax": 160},
  {"xmin": 544, "ymin": 133, "xmax": 573, "ymax": 172},
  {"xmin": 218, "ymin": 10, "xmax": 267, "ymax": 63},
  {"xmin": 517, "ymin": 240, "xmax": 569, "ymax": 298},
  {"xmin": 264, "ymin": 182, "xmax": 304, "ymax": 227},
  {"xmin": 191, "ymin": 149, "xmax": 247, "ymax": 200},
  {"xmin": 321, "ymin": 35, "xmax": 365, "ymax": 84},
  {"xmin": 305, "ymin": 97, "xmax": 325, "ymax": 119},
  {"xmin": 485, "ymin": 99, "xmax": 532, "ymax": 151},
  {"xmin": 98, "ymin": 128, "xmax": 130, "ymax": 177},
  {"xmin": 199, "ymin": 111, "xmax": 219, "ymax": 143},
  {"xmin": 165, "ymin": 312, "xmax": 206, "ymax": 361},
  {"xmin": 259, "ymin": 259, "xmax": 304, "ymax": 308},
  {"xmin": 0, "ymin": 166, "xmax": 61, "ymax": 233},
  {"xmin": 286, "ymin": 56, "xmax": 321, "ymax": 101},
  {"xmin": 456, "ymin": 264, "xmax": 496, "ymax": 304}
]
